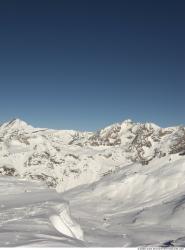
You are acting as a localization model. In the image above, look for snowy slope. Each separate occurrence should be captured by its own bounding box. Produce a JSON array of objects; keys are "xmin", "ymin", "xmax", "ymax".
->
[
  {"xmin": 1, "ymin": 155, "xmax": 185, "ymax": 247},
  {"xmin": 62, "ymin": 155, "xmax": 185, "ymax": 247}
]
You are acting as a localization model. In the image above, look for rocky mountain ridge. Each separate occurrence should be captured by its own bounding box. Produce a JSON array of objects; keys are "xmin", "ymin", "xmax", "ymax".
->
[{"xmin": 0, "ymin": 118, "xmax": 185, "ymax": 191}]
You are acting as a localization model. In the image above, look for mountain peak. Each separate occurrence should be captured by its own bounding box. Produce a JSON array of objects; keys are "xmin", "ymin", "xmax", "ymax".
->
[
  {"xmin": 8, "ymin": 118, "xmax": 29, "ymax": 126},
  {"xmin": 122, "ymin": 119, "xmax": 133, "ymax": 124},
  {"xmin": 1, "ymin": 118, "xmax": 33, "ymax": 131}
]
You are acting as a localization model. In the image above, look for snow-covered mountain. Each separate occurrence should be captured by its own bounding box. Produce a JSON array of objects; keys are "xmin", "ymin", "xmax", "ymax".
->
[
  {"xmin": 0, "ymin": 118, "xmax": 185, "ymax": 192},
  {"xmin": 1, "ymin": 118, "xmax": 185, "ymax": 247}
]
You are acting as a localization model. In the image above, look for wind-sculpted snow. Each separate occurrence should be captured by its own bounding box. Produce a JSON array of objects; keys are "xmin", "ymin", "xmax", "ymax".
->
[
  {"xmin": 0, "ymin": 118, "xmax": 185, "ymax": 191},
  {"xmin": 49, "ymin": 204, "xmax": 84, "ymax": 241}
]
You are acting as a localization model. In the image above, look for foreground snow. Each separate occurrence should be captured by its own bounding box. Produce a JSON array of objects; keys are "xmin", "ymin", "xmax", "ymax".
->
[
  {"xmin": 1, "ymin": 155, "xmax": 185, "ymax": 247},
  {"xmin": 0, "ymin": 177, "xmax": 84, "ymax": 247}
]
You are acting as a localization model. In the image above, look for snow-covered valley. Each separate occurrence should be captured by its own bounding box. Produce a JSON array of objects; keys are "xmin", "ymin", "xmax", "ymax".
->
[{"xmin": 0, "ymin": 118, "xmax": 185, "ymax": 247}]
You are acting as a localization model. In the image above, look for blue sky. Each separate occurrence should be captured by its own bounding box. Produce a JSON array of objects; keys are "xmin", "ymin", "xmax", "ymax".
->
[{"xmin": 0, "ymin": 0, "xmax": 184, "ymax": 131}]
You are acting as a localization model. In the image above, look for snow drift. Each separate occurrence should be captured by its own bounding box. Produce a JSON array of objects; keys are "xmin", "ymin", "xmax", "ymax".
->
[{"xmin": 49, "ymin": 204, "xmax": 84, "ymax": 241}]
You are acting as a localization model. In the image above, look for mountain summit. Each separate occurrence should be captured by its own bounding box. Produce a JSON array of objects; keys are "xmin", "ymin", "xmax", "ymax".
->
[{"xmin": 0, "ymin": 118, "xmax": 33, "ymax": 131}]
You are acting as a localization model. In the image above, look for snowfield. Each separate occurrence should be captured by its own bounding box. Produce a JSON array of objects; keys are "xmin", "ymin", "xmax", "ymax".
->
[{"xmin": 0, "ymin": 118, "xmax": 185, "ymax": 247}]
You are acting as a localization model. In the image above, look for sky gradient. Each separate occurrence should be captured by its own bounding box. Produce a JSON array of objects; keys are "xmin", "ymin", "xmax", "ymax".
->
[{"xmin": 0, "ymin": 0, "xmax": 185, "ymax": 131}]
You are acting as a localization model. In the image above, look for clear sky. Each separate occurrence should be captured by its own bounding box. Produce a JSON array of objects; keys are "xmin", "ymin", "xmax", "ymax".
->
[{"xmin": 0, "ymin": 0, "xmax": 184, "ymax": 131}]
